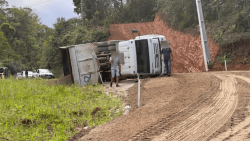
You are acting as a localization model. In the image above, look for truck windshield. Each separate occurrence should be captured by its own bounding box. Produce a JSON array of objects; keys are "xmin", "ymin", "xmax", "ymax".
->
[{"xmin": 135, "ymin": 39, "xmax": 150, "ymax": 73}]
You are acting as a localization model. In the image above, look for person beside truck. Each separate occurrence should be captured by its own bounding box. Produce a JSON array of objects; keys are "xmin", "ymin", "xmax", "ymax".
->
[
  {"xmin": 161, "ymin": 44, "xmax": 173, "ymax": 77},
  {"xmin": 110, "ymin": 52, "xmax": 121, "ymax": 87},
  {"xmin": 1, "ymin": 73, "xmax": 4, "ymax": 79}
]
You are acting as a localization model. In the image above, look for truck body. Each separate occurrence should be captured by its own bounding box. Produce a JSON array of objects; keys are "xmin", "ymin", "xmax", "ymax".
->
[{"xmin": 60, "ymin": 44, "xmax": 100, "ymax": 87}]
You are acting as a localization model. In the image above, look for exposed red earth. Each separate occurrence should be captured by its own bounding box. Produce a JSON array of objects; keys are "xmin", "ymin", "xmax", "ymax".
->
[{"xmin": 109, "ymin": 15, "xmax": 220, "ymax": 73}]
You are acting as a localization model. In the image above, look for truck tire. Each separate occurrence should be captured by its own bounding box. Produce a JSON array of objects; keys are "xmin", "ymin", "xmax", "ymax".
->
[
  {"xmin": 108, "ymin": 46, "xmax": 116, "ymax": 51},
  {"xmin": 98, "ymin": 47, "xmax": 109, "ymax": 52},
  {"xmin": 97, "ymin": 57, "xmax": 108, "ymax": 62},
  {"xmin": 108, "ymin": 40, "xmax": 123, "ymax": 46},
  {"xmin": 97, "ymin": 54, "xmax": 111, "ymax": 57},
  {"xmin": 95, "ymin": 41, "xmax": 109, "ymax": 47},
  {"xmin": 98, "ymin": 46, "xmax": 116, "ymax": 52}
]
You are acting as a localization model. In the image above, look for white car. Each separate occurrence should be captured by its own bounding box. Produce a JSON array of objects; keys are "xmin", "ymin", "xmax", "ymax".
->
[
  {"xmin": 37, "ymin": 69, "xmax": 55, "ymax": 79},
  {"xmin": 21, "ymin": 71, "xmax": 33, "ymax": 78}
]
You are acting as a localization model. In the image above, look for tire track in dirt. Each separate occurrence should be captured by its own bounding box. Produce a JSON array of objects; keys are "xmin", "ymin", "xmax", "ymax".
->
[
  {"xmin": 128, "ymin": 75, "xmax": 221, "ymax": 141},
  {"xmin": 150, "ymin": 75, "xmax": 238, "ymax": 141},
  {"xmin": 79, "ymin": 74, "xmax": 216, "ymax": 141},
  {"xmin": 210, "ymin": 75, "xmax": 250, "ymax": 141}
]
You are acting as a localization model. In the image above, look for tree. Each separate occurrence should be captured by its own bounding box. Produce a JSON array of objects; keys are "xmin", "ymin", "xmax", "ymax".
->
[
  {"xmin": 0, "ymin": 23, "xmax": 16, "ymax": 42},
  {"xmin": 0, "ymin": 31, "xmax": 10, "ymax": 58}
]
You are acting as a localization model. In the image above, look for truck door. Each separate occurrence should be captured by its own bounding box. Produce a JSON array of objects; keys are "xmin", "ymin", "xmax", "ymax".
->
[{"xmin": 152, "ymin": 39, "xmax": 161, "ymax": 74}]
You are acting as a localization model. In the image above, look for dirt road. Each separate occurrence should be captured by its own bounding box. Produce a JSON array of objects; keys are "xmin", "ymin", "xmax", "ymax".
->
[{"xmin": 72, "ymin": 71, "xmax": 250, "ymax": 141}]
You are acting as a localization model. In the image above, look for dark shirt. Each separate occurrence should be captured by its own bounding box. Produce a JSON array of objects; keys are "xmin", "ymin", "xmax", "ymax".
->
[
  {"xmin": 25, "ymin": 69, "xmax": 28, "ymax": 75},
  {"xmin": 161, "ymin": 48, "xmax": 172, "ymax": 60}
]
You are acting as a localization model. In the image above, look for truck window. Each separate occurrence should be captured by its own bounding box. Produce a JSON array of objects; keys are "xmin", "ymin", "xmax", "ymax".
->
[{"xmin": 135, "ymin": 39, "xmax": 150, "ymax": 74}]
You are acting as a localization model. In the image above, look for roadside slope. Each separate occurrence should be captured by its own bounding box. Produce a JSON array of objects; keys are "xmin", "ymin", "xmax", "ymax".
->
[{"xmin": 109, "ymin": 15, "xmax": 220, "ymax": 73}]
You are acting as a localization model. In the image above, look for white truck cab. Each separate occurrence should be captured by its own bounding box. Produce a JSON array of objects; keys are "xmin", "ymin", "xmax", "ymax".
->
[{"xmin": 118, "ymin": 35, "xmax": 167, "ymax": 76}]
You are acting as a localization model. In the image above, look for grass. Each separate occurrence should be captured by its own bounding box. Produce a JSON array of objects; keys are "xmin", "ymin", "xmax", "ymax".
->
[{"xmin": 0, "ymin": 78, "xmax": 123, "ymax": 141}]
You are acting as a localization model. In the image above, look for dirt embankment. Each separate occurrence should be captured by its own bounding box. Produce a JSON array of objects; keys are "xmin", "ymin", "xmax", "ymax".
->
[
  {"xmin": 109, "ymin": 15, "xmax": 220, "ymax": 73},
  {"xmin": 211, "ymin": 43, "xmax": 250, "ymax": 72},
  {"xmin": 109, "ymin": 14, "xmax": 250, "ymax": 73}
]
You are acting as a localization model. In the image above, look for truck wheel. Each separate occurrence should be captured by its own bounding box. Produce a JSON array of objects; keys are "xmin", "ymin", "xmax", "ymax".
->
[
  {"xmin": 108, "ymin": 46, "xmax": 116, "ymax": 51},
  {"xmin": 98, "ymin": 47, "xmax": 109, "ymax": 52},
  {"xmin": 108, "ymin": 40, "xmax": 123, "ymax": 46},
  {"xmin": 95, "ymin": 41, "xmax": 109, "ymax": 47},
  {"xmin": 98, "ymin": 46, "xmax": 117, "ymax": 52},
  {"xmin": 97, "ymin": 57, "xmax": 108, "ymax": 62}
]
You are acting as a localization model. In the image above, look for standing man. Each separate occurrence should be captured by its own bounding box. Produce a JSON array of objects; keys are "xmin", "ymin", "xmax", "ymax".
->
[
  {"xmin": 1, "ymin": 73, "xmax": 4, "ymax": 79},
  {"xmin": 161, "ymin": 43, "xmax": 173, "ymax": 77},
  {"xmin": 25, "ymin": 68, "xmax": 28, "ymax": 78},
  {"xmin": 110, "ymin": 51, "xmax": 121, "ymax": 87}
]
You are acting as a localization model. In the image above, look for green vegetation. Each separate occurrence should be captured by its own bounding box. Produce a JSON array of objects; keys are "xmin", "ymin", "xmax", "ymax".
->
[
  {"xmin": 219, "ymin": 52, "xmax": 235, "ymax": 64},
  {"xmin": 0, "ymin": 78, "xmax": 123, "ymax": 140},
  {"xmin": 157, "ymin": 0, "xmax": 250, "ymax": 47},
  {"xmin": 73, "ymin": 0, "xmax": 157, "ymax": 23},
  {"xmin": 208, "ymin": 62, "xmax": 215, "ymax": 69},
  {"xmin": 219, "ymin": 55, "xmax": 232, "ymax": 64},
  {"xmin": 1, "ymin": 0, "xmax": 250, "ymax": 74},
  {"xmin": 0, "ymin": 0, "xmax": 157, "ymax": 76}
]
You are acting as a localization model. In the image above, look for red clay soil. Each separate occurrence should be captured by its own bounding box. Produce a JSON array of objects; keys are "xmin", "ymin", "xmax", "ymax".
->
[
  {"xmin": 109, "ymin": 15, "xmax": 220, "ymax": 73},
  {"xmin": 210, "ymin": 43, "xmax": 250, "ymax": 72}
]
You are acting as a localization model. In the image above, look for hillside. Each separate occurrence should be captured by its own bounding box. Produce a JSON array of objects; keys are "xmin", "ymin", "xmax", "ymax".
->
[{"xmin": 109, "ymin": 14, "xmax": 250, "ymax": 73}]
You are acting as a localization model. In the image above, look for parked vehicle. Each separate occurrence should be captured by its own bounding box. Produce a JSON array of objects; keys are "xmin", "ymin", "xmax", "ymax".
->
[
  {"xmin": 21, "ymin": 71, "xmax": 33, "ymax": 78},
  {"xmin": 36, "ymin": 69, "xmax": 55, "ymax": 79},
  {"xmin": 0, "ymin": 67, "xmax": 10, "ymax": 78},
  {"xmin": 32, "ymin": 71, "xmax": 39, "ymax": 78},
  {"xmin": 16, "ymin": 72, "xmax": 22, "ymax": 79}
]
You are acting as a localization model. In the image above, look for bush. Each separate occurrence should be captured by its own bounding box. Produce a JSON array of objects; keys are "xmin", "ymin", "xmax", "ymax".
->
[
  {"xmin": 219, "ymin": 54, "xmax": 233, "ymax": 64},
  {"xmin": 208, "ymin": 62, "xmax": 215, "ymax": 69}
]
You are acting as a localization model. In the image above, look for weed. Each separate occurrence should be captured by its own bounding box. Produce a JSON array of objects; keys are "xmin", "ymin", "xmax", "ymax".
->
[
  {"xmin": 243, "ymin": 58, "xmax": 249, "ymax": 64},
  {"xmin": 208, "ymin": 62, "xmax": 215, "ymax": 69},
  {"xmin": 219, "ymin": 52, "xmax": 235, "ymax": 64},
  {"xmin": 0, "ymin": 78, "xmax": 122, "ymax": 140}
]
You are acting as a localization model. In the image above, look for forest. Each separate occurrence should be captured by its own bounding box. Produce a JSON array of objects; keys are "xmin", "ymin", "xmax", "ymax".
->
[{"xmin": 0, "ymin": 0, "xmax": 250, "ymax": 77}]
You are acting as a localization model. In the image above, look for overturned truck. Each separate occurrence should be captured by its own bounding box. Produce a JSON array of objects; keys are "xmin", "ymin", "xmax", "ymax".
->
[{"xmin": 60, "ymin": 35, "xmax": 169, "ymax": 87}]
